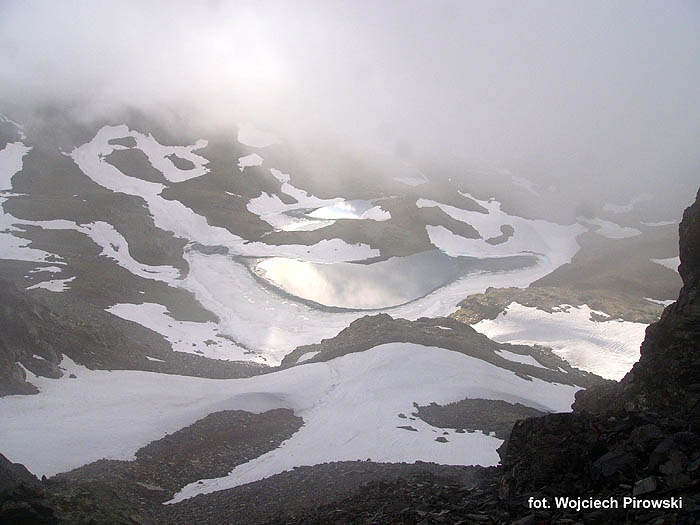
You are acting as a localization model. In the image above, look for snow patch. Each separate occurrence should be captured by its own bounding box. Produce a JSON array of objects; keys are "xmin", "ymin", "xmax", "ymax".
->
[
  {"xmin": 296, "ymin": 351, "xmax": 319, "ymax": 363},
  {"xmin": 238, "ymin": 153, "xmax": 264, "ymax": 171},
  {"xmin": 475, "ymin": 303, "xmax": 647, "ymax": 380},
  {"xmin": 237, "ymin": 125, "xmax": 279, "ymax": 148},
  {"xmin": 26, "ymin": 277, "xmax": 75, "ymax": 292},
  {"xmin": 419, "ymin": 194, "xmax": 583, "ymax": 268},
  {"xmin": 578, "ymin": 217, "xmax": 642, "ymax": 239},
  {"xmin": 495, "ymin": 349, "xmax": 547, "ymax": 369},
  {"xmin": 0, "ymin": 345, "xmax": 580, "ymax": 482},
  {"xmin": 644, "ymin": 297, "xmax": 674, "ymax": 307},
  {"xmin": 651, "ymin": 256, "xmax": 679, "ymax": 272},
  {"xmin": 107, "ymin": 302, "xmax": 255, "ymax": 362}
]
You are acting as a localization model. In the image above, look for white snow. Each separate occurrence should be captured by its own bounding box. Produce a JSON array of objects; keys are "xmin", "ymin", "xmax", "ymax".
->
[
  {"xmin": 308, "ymin": 200, "xmax": 391, "ymax": 221},
  {"xmin": 56, "ymin": 221, "xmax": 180, "ymax": 284},
  {"xmin": 393, "ymin": 163, "xmax": 429, "ymax": 186},
  {"xmin": 246, "ymin": 191, "xmax": 335, "ymax": 232},
  {"xmin": 238, "ymin": 153, "xmax": 264, "ymax": 171},
  {"xmin": 131, "ymin": 132, "xmax": 209, "ymax": 183},
  {"xmin": 0, "ymin": 141, "xmax": 68, "ymax": 264},
  {"xmin": 0, "ymin": 142, "xmax": 32, "ymax": 191},
  {"xmin": 495, "ymin": 349, "xmax": 547, "ymax": 369},
  {"xmin": 73, "ymin": 127, "xmax": 377, "ymax": 263},
  {"xmin": 475, "ymin": 303, "xmax": 647, "ymax": 380},
  {"xmin": 26, "ymin": 277, "xmax": 75, "ymax": 292},
  {"xmin": 84, "ymin": 129, "xmax": 369, "ymax": 259},
  {"xmin": 181, "ymin": 249, "xmax": 562, "ymax": 364},
  {"xmin": 32, "ymin": 355, "xmax": 45, "ymax": 361},
  {"xmin": 641, "ymin": 220, "xmax": 676, "ymax": 227},
  {"xmin": 603, "ymin": 194, "xmax": 653, "ymax": 214},
  {"xmin": 419, "ymin": 194, "xmax": 583, "ymax": 268},
  {"xmin": 247, "ymin": 172, "xmax": 389, "ymax": 232},
  {"xmin": 645, "ymin": 297, "xmax": 674, "ymax": 307},
  {"xmin": 511, "ymin": 175, "xmax": 539, "ymax": 196},
  {"xmin": 2, "ymin": 210, "xmax": 180, "ymax": 284},
  {"xmin": 107, "ymin": 303, "xmax": 254, "ymax": 362},
  {"xmin": 651, "ymin": 256, "xmax": 680, "ymax": 272},
  {"xmin": 28, "ymin": 266, "xmax": 63, "ymax": 274},
  {"xmin": 577, "ymin": 217, "xmax": 642, "ymax": 239},
  {"xmin": 170, "ymin": 342, "xmax": 579, "ymax": 502},
  {"xmin": 145, "ymin": 356, "xmax": 165, "ymax": 363},
  {"xmin": 296, "ymin": 351, "xmax": 319, "ymax": 363},
  {"xmin": 0, "ymin": 344, "xmax": 580, "ymax": 484},
  {"xmin": 237, "ymin": 124, "xmax": 280, "ymax": 148}
]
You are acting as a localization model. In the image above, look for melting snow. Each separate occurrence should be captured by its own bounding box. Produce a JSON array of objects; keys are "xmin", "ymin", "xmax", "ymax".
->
[
  {"xmin": 651, "ymin": 256, "xmax": 679, "ymax": 272},
  {"xmin": 644, "ymin": 297, "xmax": 674, "ymax": 307},
  {"xmin": 602, "ymin": 194, "xmax": 653, "ymax": 214},
  {"xmin": 475, "ymin": 303, "xmax": 647, "ymax": 380},
  {"xmin": 418, "ymin": 194, "xmax": 583, "ymax": 268},
  {"xmin": 641, "ymin": 220, "xmax": 676, "ymax": 227},
  {"xmin": 511, "ymin": 175, "xmax": 539, "ymax": 196},
  {"xmin": 107, "ymin": 302, "xmax": 255, "ymax": 362},
  {"xmin": 26, "ymin": 277, "xmax": 75, "ymax": 292},
  {"xmin": 238, "ymin": 153, "xmax": 264, "ymax": 171},
  {"xmin": 296, "ymin": 351, "xmax": 319, "ymax": 363},
  {"xmin": 237, "ymin": 124, "xmax": 280, "ymax": 148},
  {"xmin": 495, "ymin": 349, "xmax": 547, "ymax": 369},
  {"xmin": 577, "ymin": 217, "xmax": 642, "ymax": 239}
]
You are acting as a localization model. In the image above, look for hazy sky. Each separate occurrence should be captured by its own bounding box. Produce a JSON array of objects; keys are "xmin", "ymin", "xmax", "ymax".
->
[{"xmin": 1, "ymin": 0, "xmax": 698, "ymax": 203}]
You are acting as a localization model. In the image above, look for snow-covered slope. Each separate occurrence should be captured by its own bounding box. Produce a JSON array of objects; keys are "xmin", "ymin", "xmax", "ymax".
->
[
  {"xmin": 0, "ymin": 343, "xmax": 580, "ymax": 489},
  {"xmin": 474, "ymin": 303, "xmax": 647, "ymax": 380}
]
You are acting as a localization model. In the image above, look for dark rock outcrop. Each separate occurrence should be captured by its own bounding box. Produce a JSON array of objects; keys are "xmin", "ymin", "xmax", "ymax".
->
[{"xmin": 576, "ymin": 187, "xmax": 700, "ymax": 419}]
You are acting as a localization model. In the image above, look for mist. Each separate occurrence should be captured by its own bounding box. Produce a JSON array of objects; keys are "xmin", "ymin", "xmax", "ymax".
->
[{"xmin": 1, "ymin": 0, "xmax": 698, "ymax": 209}]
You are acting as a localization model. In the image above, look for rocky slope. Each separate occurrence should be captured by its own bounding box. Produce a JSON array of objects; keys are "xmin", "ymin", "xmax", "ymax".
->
[
  {"xmin": 286, "ymin": 187, "xmax": 700, "ymax": 523},
  {"xmin": 575, "ymin": 188, "xmax": 700, "ymax": 419},
  {"xmin": 0, "ymin": 277, "xmax": 265, "ymax": 396}
]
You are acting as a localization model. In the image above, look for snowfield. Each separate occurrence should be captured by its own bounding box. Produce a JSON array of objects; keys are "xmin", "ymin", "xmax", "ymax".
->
[
  {"xmin": 418, "ymin": 193, "xmax": 584, "ymax": 268},
  {"xmin": 651, "ymin": 256, "xmax": 680, "ymax": 272},
  {"xmin": 179, "ymin": 250, "xmax": 581, "ymax": 364},
  {"xmin": 0, "ymin": 343, "xmax": 580, "ymax": 495},
  {"xmin": 577, "ymin": 217, "xmax": 642, "ymax": 239},
  {"xmin": 474, "ymin": 303, "xmax": 647, "ymax": 380}
]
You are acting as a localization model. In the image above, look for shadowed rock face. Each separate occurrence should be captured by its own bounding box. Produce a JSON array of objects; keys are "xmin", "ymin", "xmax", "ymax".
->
[{"xmin": 575, "ymin": 187, "xmax": 700, "ymax": 419}]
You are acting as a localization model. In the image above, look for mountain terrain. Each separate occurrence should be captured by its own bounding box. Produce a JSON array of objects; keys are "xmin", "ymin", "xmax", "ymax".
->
[{"xmin": 0, "ymin": 108, "xmax": 692, "ymax": 523}]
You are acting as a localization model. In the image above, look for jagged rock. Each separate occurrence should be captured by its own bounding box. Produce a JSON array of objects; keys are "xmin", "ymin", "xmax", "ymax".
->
[
  {"xmin": 632, "ymin": 476, "xmax": 657, "ymax": 496},
  {"xmin": 575, "ymin": 188, "xmax": 700, "ymax": 419}
]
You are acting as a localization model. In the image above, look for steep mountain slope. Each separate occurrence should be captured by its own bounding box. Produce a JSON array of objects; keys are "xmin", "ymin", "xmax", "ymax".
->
[
  {"xmin": 0, "ymin": 109, "xmax": 690, "ymax": 523},
  {"xmin": 290, "ymin": 186, "xmax": 700, "ymax": 524}
]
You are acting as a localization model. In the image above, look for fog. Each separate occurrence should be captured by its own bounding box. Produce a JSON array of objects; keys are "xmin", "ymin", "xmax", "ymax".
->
[{"xmin": 1, "ymin": 0, "xmax": 698, "ymax": 208}]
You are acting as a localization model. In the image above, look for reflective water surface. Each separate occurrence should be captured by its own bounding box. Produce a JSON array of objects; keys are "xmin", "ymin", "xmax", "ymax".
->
[{"xmin": 253, "ymin": 250, "xmax": 463, "ymax": 309}]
